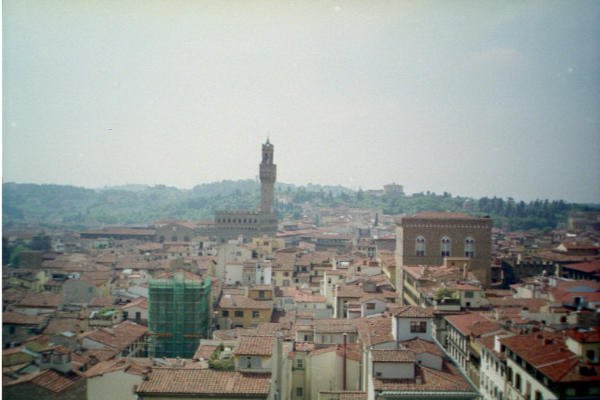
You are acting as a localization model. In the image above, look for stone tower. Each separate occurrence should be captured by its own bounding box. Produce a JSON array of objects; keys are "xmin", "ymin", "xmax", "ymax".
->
[{"xmin": 259, "ymin": 139, "xmax": 276, "ymax": 214}]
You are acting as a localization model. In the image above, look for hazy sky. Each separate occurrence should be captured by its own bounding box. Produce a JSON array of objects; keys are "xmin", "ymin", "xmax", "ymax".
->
[{"xmin": 3, "ymin": 1, "xmax": 600, "ymax": 202}]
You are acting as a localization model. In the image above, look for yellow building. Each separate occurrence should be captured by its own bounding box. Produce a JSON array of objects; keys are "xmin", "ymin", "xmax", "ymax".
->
[
  {"xmin": 248, "ymin": 236, "xmax": 285, "ymax": 258},
  {"xmin": 217, "ymin": 294, "xmax": 273, "ymax": 329}
]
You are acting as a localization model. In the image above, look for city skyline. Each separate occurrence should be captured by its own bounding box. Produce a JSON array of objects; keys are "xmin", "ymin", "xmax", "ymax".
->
[{"xmin": 3, "ymin": 1, "xmax": 600, "ymax": 203}]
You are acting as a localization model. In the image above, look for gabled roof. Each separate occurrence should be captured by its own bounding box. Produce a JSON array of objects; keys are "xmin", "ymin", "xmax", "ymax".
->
[
  {"xmin": 82, "ymin": 320, "xmax": 147, "ymax": 351},
  {"xmin": 136, "ymin": 368, "xmax": 271, "ymax": 395},
  {"xmin": 400, "ymin": 337, "xmax": 444, "ymax": 357},
  {"xmin": 445, "ymin": 313, "xmax": 500, "ymax": 337},
  {"xmin": 393, "ymin": 305, "xmax": 434, "ymax": 319},
  {"xmin": 355, "ymin": 316, "xmax": 393, "ymax": 347},
  {"xmin": 3, "ymin": 369, "xmax": 75, "ymax": 393},
  {"xmin": 234, "ymin": 336, "xmax": 274, "ymax": 356},
  {"xmin": 2, "ymin": 311, "xmax": 45, "ymax": 325},
  {"xmin": 218, "ymin": 294, "xmax": 273, "ymax": 310},
  {"xmin": 500, "ymin": 332, "xmax": 600, "ymax": 383},
  {"xmin": 371, "ymin": 349, "xmax": 416, "ymax": 363},
  {"xmin": 15, "ymin": 292, "xmax": 62, "ymax": 308},
  {"xmin": 372, "ymin": 361, "xmax": 474, "ymax": 392},
  {"xmin": 84, "ymin": 358, "xmax": 153, "ymax": 378}
]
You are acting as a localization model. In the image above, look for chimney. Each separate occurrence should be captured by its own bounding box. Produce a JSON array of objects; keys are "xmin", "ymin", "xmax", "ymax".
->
[
  {"xmin": 272, "ymin": 333, "xmax": 283, "ymax": 399},
  {"xmin": 343, "ymin": 333, "xmax": 347, "ymax": 390}
]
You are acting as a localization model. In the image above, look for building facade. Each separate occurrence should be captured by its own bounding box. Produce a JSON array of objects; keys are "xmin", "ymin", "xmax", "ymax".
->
[
  {"xmin": 213, "ymin": 140, "xmax": 278, "ymax": 241},
  {"xmin": 396, "ymin": 212, "xmax": 492, "ymax": 291}
]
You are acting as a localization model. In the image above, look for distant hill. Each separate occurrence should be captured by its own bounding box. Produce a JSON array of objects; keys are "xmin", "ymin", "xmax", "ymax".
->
[{"xmin": 2, "ymin": 181, "xmax": 598, "ymax": 231}]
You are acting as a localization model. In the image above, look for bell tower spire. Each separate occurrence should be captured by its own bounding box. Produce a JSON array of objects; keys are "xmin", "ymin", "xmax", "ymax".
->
[{"xmin": 259, "ymin": 140, "xmax": 276, "ymax": 214}]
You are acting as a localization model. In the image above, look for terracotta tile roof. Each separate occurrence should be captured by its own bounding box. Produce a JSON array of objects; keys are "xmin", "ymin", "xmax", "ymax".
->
[
  {"xmin": 477, "ymin": 331, "xmax": 512, "ymax": 361},
  {"xmin": 566, "ymin": 327, "xmax": 600, "ymax": 343},
  {"xmin": 564, "ymin": 260, "xmax": 600, "ymax": 274},
  {"xmin": 355, "ymin": 316, "xmax": 393, "ymax": 347},
  {"xmin": 16, "ymin": 292, "xmax": 62, "ymax": 308},
  {"xmin": 83, "ymin": 320, "xmax": 147, "ymax": 351},
  {"xmin": 400, "ymin": 337, "xmax": 444, "ymax": 357},
  {"xmin": 234, "ymin": 336, "xmax": 274, "ymax": 356},
  {"xmin": 193, "ymin": 344, "xmax": 218, "ymax": 361},
  {"xmin": 393, "ymin": 306, "xmax": 434, "ymax": 319},
  {"xmin": 84, "ymin": 358, "xmax": 152, "ymax": 378},
  {"xmin": 2, "ymin": 311, "xmax": 45, "ymax": 325},
  {"xmin": 487, "ymin": 297, "xmax": 547, "ymax": 311},
  {"xmin": 309, "ymin": 344, "xmax": 361, "ymax": 362},
  {"xmin": 89, "ymin": 296, "xmax": 115, "ymax": 308},
  {"xmin": 314, "ymin": 319, "xmax": 357, "ymax": 334},
  {"xmin": 43, "ymin": 317, "xmax": 81, "ymax": 335},
  {"xmin": 2, "ymin": 347, "xmax": 36, "ymax": 366},
  {"xmin": 154, "ymin": 269, "xmax": 204, "ymax": 281},
  {"xmin": 373, "ymin": 361, "xmax": 473, "ymax": 392},
  {"xmin": 29, "ymin": 369, "xmax": 76, "ymax": 393},
  {"xmin": 256, "ymin": 322, "xmax": 291, "ymax": 337},
  {"xmin": 212, "ymin": 327, "xmax": 257, "ymax": 340},
  {"xmin": 445, "ymin": 312, "xmax": 502, "ymax": 337},
  {"xmin": 2, "ymin": 288, "xmax": 28, "ymax": 304},
  {"xmin": 218, "ymin": 294, "xmax": 273, "ymax": 310},
  {"xmin": 500, "ymin": 331, "xmax": 599, "ymax": 382},
  {"xmin": 122, "ymin": 296, "xmax": 148, "ymax": 310},
  {"xmin": 372, "ymin": 349, "xmax": 416, "ymax": 363},
  {"xmin": 136, "ymin": 368, "xmax": 271, "ymax": 395},
  {"xmin": 79, "ymin": 348, "xmax": 119, "ymax": 362},
  {"xmin": 82, "ymin": 228, "xmax": 156, "ymax": 236},
  {"xmin": 451, "ymin": 283, "xmax": 482, "ymax": 291}
]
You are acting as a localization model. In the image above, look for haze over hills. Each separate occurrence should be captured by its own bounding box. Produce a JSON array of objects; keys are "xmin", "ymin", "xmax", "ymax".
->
[{"xmin": 3, "ymin": 181, "xmax": 598, "ymax": 232}]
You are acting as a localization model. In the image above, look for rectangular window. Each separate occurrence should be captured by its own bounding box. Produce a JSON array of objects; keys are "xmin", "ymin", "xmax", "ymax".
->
[
  {"xmin": 258, "ymin": 290, "xmax": 265, "ymax": 299},
  {"xmin": 252, "ymin": 311, "xmax": 260, "ymax": 318},
  {"xmin": 234, "ymin": 310, "xmax": 244, "ymax": 318},
  {"xmin": 296, "ymin": 359, "xmax": 304, "ymax": 369},
  {"xmin": 222, "ymin": 310, "xmax": 229, "ymax": 317},
  {"xmin": 410, "ymin": 320, "xmax": 427, "ymax": 333},
  {"xmin": 296, "ymin": 387, "xmax": 303, "ymax": 397},
  {"xmin": 464, "ymin": 291, "xmax": 474, "ymax": 298},
  {"xmin": 366, "ymin": 303, "xmax": 376, "ymax": 310}
]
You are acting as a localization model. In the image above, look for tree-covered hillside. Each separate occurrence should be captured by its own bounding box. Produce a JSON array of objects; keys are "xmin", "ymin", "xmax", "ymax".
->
[{"xmin": 2, "ymin": 182, "xmax": 597, "ymax": 231}]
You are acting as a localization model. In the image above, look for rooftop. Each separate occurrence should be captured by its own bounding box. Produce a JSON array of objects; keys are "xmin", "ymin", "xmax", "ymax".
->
[
  {"xmin": 234, "ymin": 336, "xmax": 275, "ymax": 356},
  {"xmin": 136, "ymin": 368, "xmax": 271, "ymax": 395}
]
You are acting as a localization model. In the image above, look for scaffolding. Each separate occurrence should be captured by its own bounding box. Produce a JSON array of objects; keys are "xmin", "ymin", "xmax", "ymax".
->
[{"xmin": 148, "ymin": 273, "xmax": 212, "ymax": 358}]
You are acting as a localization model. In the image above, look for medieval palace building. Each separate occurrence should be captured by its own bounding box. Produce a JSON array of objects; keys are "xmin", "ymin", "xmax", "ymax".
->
[{"xmin": 213, "ymin": 140, "xmax": 278, "ymax": 241}]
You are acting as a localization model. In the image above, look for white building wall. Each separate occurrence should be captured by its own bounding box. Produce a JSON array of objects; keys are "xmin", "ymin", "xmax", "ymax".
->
[
  {"xmin": 392, "ymin": 316, "xmax": 433, "ymax": 341},
  {"xmin": 373, "ymin": 362, "xmax": 414, "ymax": 379},
  {"xmin": 505, "ymin": 357, "xmax": 557, "ymax": 400},
  {"xmin": 225, "ymin": 264, "xmax": 244, "ymax": 285},
  {"xmin": 87, "ymin": 370, "xmax": 142, "ymax": 400},
  {"xmin": 480, "ymin": 347, "xmax": 506, "ymax": 400},
  {"xmin": 361, "ymin": 299, "xmax": 387, "ymax": 317}
]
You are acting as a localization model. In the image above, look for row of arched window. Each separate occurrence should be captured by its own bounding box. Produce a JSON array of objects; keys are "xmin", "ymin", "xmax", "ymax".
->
[{"xmin": 415, "ymin": 236, "xmax": 475, "ymax": 258}]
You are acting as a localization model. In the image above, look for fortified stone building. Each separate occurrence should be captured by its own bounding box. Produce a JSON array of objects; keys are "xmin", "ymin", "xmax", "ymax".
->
[
  {"xmin": 213, "ymin": 140, "xmax": 278, "ymax": 242},
  {"xmin": 396, "ymin": 212, "xmax": 492, "ymax": 289}
]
